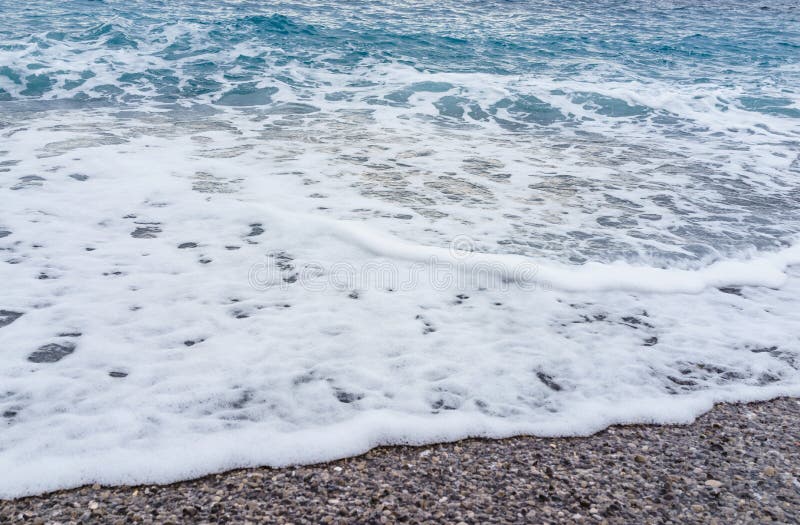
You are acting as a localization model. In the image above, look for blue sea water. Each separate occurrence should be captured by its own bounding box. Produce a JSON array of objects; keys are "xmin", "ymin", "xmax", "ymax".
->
[
  {"xmin": 1, "ymin": 1, "xmax": 800, "ymax": 497},
  {"xmin": 1, "ymin": 0, "xmax": 799, "ymax": 262},
  {"xmin": 1, "ymin": 1, "xmax": 799, "ymax": 109}
]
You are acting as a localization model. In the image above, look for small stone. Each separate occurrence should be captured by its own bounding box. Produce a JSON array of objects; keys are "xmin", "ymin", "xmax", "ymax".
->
[
  {"xmin": 11, "ymin": 175, "xmax": 46, "ymax": 190},
  {"xmin": 69, "ymin": 173, "xmax": 89, "ymax": 181},
  {"xmin": 763, "ymin": 466, "xmax": 776, "ymax": 477},
  {"xmin": 691, "ymin": 504, "xmax": 704, "ymax": 513},
  {"xmin": 0, "ymin": 310, "xmax": 23, "ymax": 328},
  {"xmin": 131, "ymin": 226, "xmax": 161, "ymax": 239},
  {"xmin": 178, "ymin": 242, "xmax": 198, "ymax": 249},
  {"xmin": 27, "ymin": 342, "xmax": 76, "ymax": 363},
  {"xmin": 109, "ymin": 371, "xmax": 128, "ymax": 378},
  {"xmin": 88, "ymin": 501, "xmax": 99, "ymax": 510},
  {"xmin": 634, "ymin": 455, "xmax": 646, "ymax": 463},
  {"xmin": 335, "ymin": 390, "xmax": 363, "ymax": 403},
  {"xmin": 247, "ymin": 223, "xmax": 264, "ymax": 237},
  {"xmin": 705, "ymin": 479, "xmax": 723, "ymax": 488}
]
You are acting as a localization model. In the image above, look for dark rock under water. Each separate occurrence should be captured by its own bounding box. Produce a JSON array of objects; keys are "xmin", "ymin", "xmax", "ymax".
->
[{"xmin": 27, "ymin": 342, "xmax": 76, "ymax": 363}]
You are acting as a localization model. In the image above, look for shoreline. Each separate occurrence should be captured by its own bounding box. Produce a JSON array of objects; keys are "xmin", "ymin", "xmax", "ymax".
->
[{"xmin": 2, "ymin": 397, "xmax": 799, "ymax": 523}]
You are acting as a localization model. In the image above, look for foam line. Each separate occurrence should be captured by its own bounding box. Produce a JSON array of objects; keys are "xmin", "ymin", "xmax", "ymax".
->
[
  {"xmin": 2, "ymin": 382, "xmax": 799, "ymax": 499},
  {"xmin": 289, "ymin": 210, "xmax": 800, "ymax": 293}
]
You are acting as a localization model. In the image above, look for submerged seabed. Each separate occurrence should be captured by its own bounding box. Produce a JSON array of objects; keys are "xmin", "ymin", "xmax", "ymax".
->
[{"xmin": 1, "ymin": 0, "xmax": 800, "ymax": 497}]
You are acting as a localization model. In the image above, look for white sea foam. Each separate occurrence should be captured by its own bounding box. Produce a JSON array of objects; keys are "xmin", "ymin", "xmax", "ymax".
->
[{"xmin": 1, "ymin": 104, "xmax": 800, "ymax": 497}]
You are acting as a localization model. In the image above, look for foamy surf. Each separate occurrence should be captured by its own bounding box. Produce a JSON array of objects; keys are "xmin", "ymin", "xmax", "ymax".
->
[
  {"xmin": 305, "ymin": 213, "xmax": 800, "ymax": 293},
  {"xmin": 2, "ymin": 0, "xmax": 800, "ymax": 498}
]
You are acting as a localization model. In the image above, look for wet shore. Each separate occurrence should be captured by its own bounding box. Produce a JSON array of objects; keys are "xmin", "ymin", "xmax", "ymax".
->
[{"xmin": 2, "ymin": 397, "xmax": 798, "ymax": 524}]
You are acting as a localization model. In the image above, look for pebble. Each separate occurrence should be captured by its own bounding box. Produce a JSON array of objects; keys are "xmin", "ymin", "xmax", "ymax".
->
[
  {"xmin": 27, "ymin": 342, "xmax": 76, "ymax": 363},
  {"xmin": 130, "ymin": 226, "xmax": 161, "ymax": 239},
  {"xmin": 0, "ymin": 310, "xmax": 23, "ymax": 328}
]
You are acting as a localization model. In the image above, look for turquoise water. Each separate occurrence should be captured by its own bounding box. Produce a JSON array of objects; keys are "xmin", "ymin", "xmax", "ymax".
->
[
  {"xmin": 1, "ymin": 1, "xmax": 799, "ymax": 263},
  {"xmin": 1, "ymin": 1, "xmax": 798, "ymax": 112}
]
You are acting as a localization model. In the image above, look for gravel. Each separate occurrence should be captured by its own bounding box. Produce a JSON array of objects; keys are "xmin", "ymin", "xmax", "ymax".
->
[{"xmin": 2, "ymin": 397, "xmax": 799, "ymax": 524}]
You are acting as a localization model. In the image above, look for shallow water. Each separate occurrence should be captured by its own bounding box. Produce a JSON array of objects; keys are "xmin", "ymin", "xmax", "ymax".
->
[{"xmin": 1, "ymin": 0, "xmax": 800, "ymax": 497}]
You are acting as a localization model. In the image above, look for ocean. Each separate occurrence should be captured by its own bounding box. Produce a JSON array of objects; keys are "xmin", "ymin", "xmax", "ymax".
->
[{"xmin": 1, "ymin": 0, "xmax": 799, "ymax": 497}]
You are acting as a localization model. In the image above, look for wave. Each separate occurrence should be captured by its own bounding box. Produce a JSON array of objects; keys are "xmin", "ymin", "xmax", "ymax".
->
[{"xmin": 311, "ymin": 212, "xmax": 800, "ymax": 293}]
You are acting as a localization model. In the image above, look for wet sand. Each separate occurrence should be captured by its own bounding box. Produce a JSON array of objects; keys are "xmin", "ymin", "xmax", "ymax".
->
[{"xmin": 2, "ymin": 397, "xmax": 798, "ymax": 524}]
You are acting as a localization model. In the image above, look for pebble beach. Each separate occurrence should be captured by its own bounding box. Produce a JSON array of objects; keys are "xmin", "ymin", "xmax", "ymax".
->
[{"xmin": 2, "ymin": 397, "xmax": 798, "ymax": 524}]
